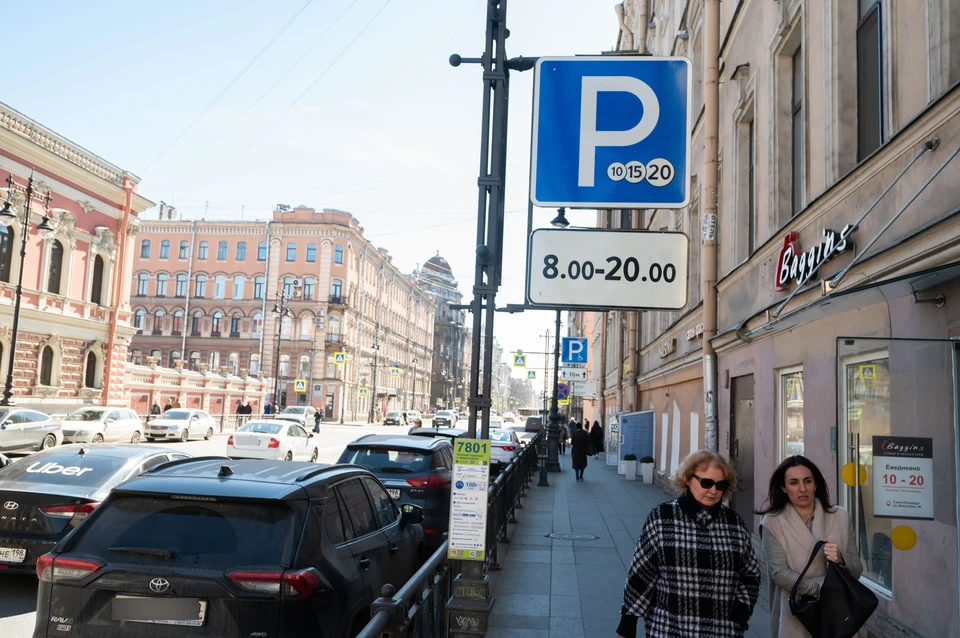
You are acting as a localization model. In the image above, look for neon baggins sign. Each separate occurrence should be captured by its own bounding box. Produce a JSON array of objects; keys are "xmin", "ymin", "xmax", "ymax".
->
[{"xmin": 775, "ymin": 225, "xmax": 854, "ymax": 291}]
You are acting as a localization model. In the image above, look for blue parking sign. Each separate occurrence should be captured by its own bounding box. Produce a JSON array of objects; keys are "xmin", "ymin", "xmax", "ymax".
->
[
  {"xmin": 531, "ymin": 57, "xmax": 691, "ymax": 208},
  {"xmin": 561, "ymin": 337, "xmax": 588, "ymax": 364}
]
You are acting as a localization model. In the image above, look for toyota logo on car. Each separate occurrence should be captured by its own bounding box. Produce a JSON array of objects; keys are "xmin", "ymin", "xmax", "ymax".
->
[{"xmin": 149, "ymin": 578, "xmax": 170, "ymax": 593}]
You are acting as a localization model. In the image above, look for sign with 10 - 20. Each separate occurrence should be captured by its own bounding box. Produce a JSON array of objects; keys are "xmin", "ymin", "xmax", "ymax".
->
[{"xmin": 526, "ymin": 228, "xmax": 689, "ymax": 310}]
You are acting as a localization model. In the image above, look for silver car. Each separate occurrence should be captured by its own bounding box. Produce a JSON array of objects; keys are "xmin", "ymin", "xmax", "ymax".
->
[
  {"xmin": 145, "ymin": 409, "xmax": 217, "ymax": 442},
  {"xmin": 0, "ymin": 408, "xmax": 63, "ymax": 454},
  {"xmin": 62, "ymin": 407, "xmax": 144, "ymax": 444}
]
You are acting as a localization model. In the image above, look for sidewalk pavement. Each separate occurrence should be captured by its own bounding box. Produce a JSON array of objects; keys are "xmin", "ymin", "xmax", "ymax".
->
[{"xmin": 485, "ymin": 452, "xmax": 771, "ymax": 638}]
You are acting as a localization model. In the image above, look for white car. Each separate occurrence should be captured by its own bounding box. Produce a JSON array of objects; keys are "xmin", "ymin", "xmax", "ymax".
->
[
  {"xmin": 227, "ymin": 420, "xmax": 319, "ymax": 462},
  {"xmin": 273, "ymin": 405, "xmax": 317, "ymax": 427},
  {"xmin": 489, "ymin": 428, "xmax": 521, "ymax": 469},
  {"xmin": 145, "ymin": 409, "xmax": 217, "ymax": 442},
  {"xmin": 503, "ymin": 412, "xmax": 516, "ymax": 423},
  {"xmin": 61, "ymin": 407, "xmax": 144, "ymax": 444},
  {"xmin": 404, "ymin": 410, "xmax": 422, "ymax": 422}
]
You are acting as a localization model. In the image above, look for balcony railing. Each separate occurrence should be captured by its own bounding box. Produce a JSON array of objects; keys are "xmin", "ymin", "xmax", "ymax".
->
[
  {"xmin": 329, "ymin": 294, "xmax": 348, "ymax": 305},
  {"xmin": 326, "ymin": 334, "xmax": 343, "ymax": 344}
]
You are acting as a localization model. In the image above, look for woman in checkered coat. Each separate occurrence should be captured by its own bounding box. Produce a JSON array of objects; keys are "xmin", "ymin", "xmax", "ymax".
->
[{"xmin": 616, "ymin": 450, "xmax": 761, "ymax": 638}]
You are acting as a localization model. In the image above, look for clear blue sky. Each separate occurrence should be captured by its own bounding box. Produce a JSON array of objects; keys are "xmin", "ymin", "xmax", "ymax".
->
[{"xmin": 4, "ymin": 0, "xmax": 617, "ymax": 379}]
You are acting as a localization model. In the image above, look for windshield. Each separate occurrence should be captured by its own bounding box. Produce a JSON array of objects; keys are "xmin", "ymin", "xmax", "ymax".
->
[
  {"xmin": 281, "ymin": 407, "xmax": 305, "ymax": 414},
  {"xmin": 239, "ymin": 422, "xmax": 283, "ymax": 435},
  {"xmin": 437, "ymin": 411, "xmax": 455, "ymax": 418},
  {"xmin": 387, "ymin": 412, "xmax": 403, "ymax": 418},
  {"xmin": 65, "ymin": 408, "xmax": 107, "ymax": 422},
  {"xmin": 68, "ymin": 496, "xmax": 291, "ymax": 569},
  {"xmin": 489, "ymin": 430, "xmax": 513, "ymax": 442},
  {"xmin": 339, "ymin": 447, "xmax": 431, "ymax": 473},
  {"xmin": 159, "ymin": 410, "xmax": 192, "ymax": 420}
]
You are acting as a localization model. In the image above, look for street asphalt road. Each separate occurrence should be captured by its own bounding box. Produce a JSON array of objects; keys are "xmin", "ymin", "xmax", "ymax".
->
[{"xmin": 0, "ymin": 420, "xmax": 412, "ymax": 637}]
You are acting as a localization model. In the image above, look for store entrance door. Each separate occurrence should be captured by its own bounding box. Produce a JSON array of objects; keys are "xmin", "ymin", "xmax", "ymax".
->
[
  {"xmin": 837, "ymin": 337, "xmax": 959, "ymax": 637},
  {"xmin": 730, "ymin": 374, "xmax": 755, "ymax": 527}
]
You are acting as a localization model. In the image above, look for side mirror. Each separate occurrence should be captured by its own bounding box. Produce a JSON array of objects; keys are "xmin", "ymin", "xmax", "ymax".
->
[
  {"xmin": 400, "ymin": 503, "xmax": 424, "ymax": 527},
  {"xmin": 307, "ymin": 432, "xmax": 314, "ymax": 438},
  {"xmin": 0, "ymin": 454, "xmax": 10, "ymax": 468}
]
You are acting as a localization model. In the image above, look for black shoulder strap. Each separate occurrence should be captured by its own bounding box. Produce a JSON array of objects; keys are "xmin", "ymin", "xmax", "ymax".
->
[{"xmin": 790, "ymin": 540, "xmax": 827, "ymax": 601}]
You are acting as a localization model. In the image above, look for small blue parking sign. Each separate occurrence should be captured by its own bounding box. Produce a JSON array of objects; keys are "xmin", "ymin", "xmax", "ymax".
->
[
  {"xmin": 561, "ymin": 337, "xmax": 588, "ymax": 364},
  {"xmin": 531, "ymin": 57, "xmax": 691, "ymax": 208}
]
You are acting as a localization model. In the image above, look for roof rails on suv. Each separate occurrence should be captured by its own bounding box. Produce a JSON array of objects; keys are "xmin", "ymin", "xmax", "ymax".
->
[{"xmin": 144, "ymin": 456, "xmax": 232, "ymax": 474}]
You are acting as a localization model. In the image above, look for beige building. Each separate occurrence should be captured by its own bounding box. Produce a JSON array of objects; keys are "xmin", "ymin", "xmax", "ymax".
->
[
  {"xmin": 574, "ymin": 1, "xmax": 960, "ymax": 634},
  {"xmin": 129, "ymin": 206, "xmax": 435, "ymax": 420}
]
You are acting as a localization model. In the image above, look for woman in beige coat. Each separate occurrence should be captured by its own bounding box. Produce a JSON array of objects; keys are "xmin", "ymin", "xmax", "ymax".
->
[{"xmin": 757, "ymin": 455, "xmax": 863, "ymax": 638}]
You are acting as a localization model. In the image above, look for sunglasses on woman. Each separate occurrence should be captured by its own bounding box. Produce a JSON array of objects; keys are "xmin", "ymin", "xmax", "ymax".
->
[{"xmin": 692, "ymin": 475, "xmax": 731, "ymax": 491}]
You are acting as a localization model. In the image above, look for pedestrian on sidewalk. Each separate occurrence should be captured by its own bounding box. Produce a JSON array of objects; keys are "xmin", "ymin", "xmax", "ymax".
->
[
  {"xmin": 559, "ymin": 422, "xmax": 568, "ymax": 455},
  {"xmin": 757, "ymin": 455, "xmax": 862, "ymax": 638},
  {"xmin": 617, "ymin": 450, "xmax": 760, "ymax": 638},
  {"xmin": 313, "ymin": 408, "xmax": 323, "ymax": 433},
  {"xmin": 590, "ymin": 420, "xmax": 604, "ymax": 459},
  {"xmin": 570, "ymin": 422, "xmax": 589, "ymax": 481}
]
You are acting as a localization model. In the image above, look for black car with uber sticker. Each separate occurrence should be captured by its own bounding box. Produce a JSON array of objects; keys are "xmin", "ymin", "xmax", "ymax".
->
[{"xmin": 0, "ymin": 444, "xmax": 190, "ymax": 574}]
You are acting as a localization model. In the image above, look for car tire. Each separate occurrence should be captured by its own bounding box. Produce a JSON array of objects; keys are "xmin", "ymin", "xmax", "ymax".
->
[
  {"xmin": 41, "ymin": 434, "xmax": 57, "ymax": 450},
  {"xmin": 204, "ymin": 427, "xmax": 214, "ymax": 441},
  {"xmin": 284, "ymin": 451, "xmax": 293, "ymax": 461},
  {"xmin": 131, "ymin": 431, "xmax": 142, "ymax": 444},
  {"xmin": 180, "ymin": 429, "xmax": 189, "ymax": 443},
  {"xmin": 92, "ymin": 434, "xmax": 104, "ymax": 444},
  {"xmin": 310, "ymin": 448, "xmax": 318, "ymax": 463}
]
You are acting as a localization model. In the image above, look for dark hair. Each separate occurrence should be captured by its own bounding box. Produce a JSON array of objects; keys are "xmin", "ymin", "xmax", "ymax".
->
[
  {"xmin": 593, "ymin": 420, "xmax": 600, "ymax": 428},
  {"xmin": 575, "ymin": 422, "xmax": 583, "ymax": 430},
  {"xmin": 755, "ymin": 455, "xmax": 835, "ymax": 515}
]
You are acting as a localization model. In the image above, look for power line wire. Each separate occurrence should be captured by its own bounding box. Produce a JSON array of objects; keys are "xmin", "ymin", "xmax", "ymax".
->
[
  {"xmin": 213, "ymin": 0, "xmax": 395, "ymax": 179},
  {"xmin": 140, "ymin": 0, "xmax": 314, "ymax": 174}
]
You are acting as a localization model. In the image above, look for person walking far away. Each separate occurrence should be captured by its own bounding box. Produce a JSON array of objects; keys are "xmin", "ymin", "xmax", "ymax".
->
[
  {"xmin": 558, "ymin": 422, "xmax": 568, "ymax": 455},
  {"xmin": 150, "ymin": 403, "xmax": 161, "ymax": 416},
  {"xmin": 757, "ymin": 455, "xmax": 863, "ymax": 638},
  {"xmin": 590, "ymin": 420, "xmax": 604, "ymax": 459},
  {"xmin": 163, "ymin": 402, "xmax": 172, "ymax": 413},
  {"xmin": 571, "ymin": 422, "xmax": 590, "ymax": 482},
  {"xmin": 617, "ymin": 450, "xmax": 760, "ymax": 638},
  {"xmin": 264, "ymin": 402, "xmax": 272, "ymax": 415},
  {"xmin": 313, "ymin": 408, "xmax": 323, "ymax": 433}
]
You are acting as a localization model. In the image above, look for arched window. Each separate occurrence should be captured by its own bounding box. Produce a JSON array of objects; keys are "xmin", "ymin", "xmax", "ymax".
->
[
  {"xmin": 189, "ymin": 351, "xmax": 201, "ymax": 370},
  {"xmin": 84, "ymin": 351, "xmax": 98, "ymax": 388},
  {"xmin": 159, "ymin": 240, "xmax": 170, "ymax": 259},
  {"xmin": 252, "ymin": 312, "xmax": 263, "ymax": 337},
  {"xmin": 334, "ymin": 245, "xmax": 343, "ymax": 264},
  {"xmin": 228, "ymin": 352, "xmax": 240, "ymax": 375},
  {"xmin": 149, "ymin": 349, "xmax": 162, "ymax": 360},
  {"xmin": 168, "ymin": 350, "xmax": 181, "ymax": 368},
  {"xmin": 279, "ymin": 354, "xmax": 290, "ymax": 377},
  {"xmin": 328, "ymin": 316, "xmax": 341, "ymax": 337},
  {"xmin": 195, "ymin": 274, "xmax": 207, "ymax": 298},
  {"xmin": 47, "ymin": 239, "xmax": 64, "ymax": 294},
  {"xmin": 331, "ymin": 279, "xmax": 342, "ymax": 301},
  {"xmin": 280, "ymin": 315, "xmax": 292, "ymax": 338},
  {"xmin": 0, "ymin": 225, "xmax": 13, "ymax": 283},
  {"xmin": 156, "ymin": 273, "xmax": 168, "ymax": 297},
  {"xmin": 232, "ymin": 275, "xmax": 245, "ymax": 299},
  {"xmin": 140, "ymin": 239, "xmax": 150, "ymax": 259},
  {"xmin": 198, "ymin": 241, "xmax": 208, "ymax": 260},
  {"xmin": 40, "ymin": 346, "xmax": 54, "ymax": 386},
  {"xmin": 90, "ymin": 254, "xmax": 105, "ymax": 305},
  {"xmin": 130, "ymin": 349, "xmax": 143, "ymax": 365},
  {"xmin": 172, "ymin": 310, "xmax": 184, "ymax": 334},
  {"xmin": 300, "ymin": 316, "xmax": 312, "ymax": 339},
  {"xmin": 208, "ymin": 351, "xmax": 221, "ymax": 369},
  {"xmin": 299, "ymin": 354, "xmax": 311, "ymax": 377},
  {"xmin": 192, "ymin": 310, "xmax": 203, "ymax": 334},
  {"xmin": 136, "ymin": 273, "xmax": 148, "ymax": 296},
  {"xmin": 303, "ymin": 277, "xmax": 315, "ymax": 301},
  {"xmin": 283, "ymin": 276, "xmax": 294, "ymax": 297},
  {"xmin": 134, "ymin": 309, "xmax": 145, "ymax": 331},
  {"xmin": 306, "ymin": 243, "xmax": 316, "ymax": 262},
  {"xmin": 211, "ymin": 311, "xmax": 223, "ymax": 335},
  {"xmin": 286, "ymin": 243, "xmax": 296, "ymax": 261},
  {"xmin": 230, "ymin": 314, "xmax": 242, "ymax": 336},
  {"xmin": 253, "ymin": 275, "xmax": 265, "ymax": 300},
  {"xmin": 217, "ymin": 241, "xmax": 228, "ymax": 260},
  {"xmin": 175, "ymin": 273, "xmax": 187, "ymax": 297},
  {"xmin": 250, "ymin": 353, "xmax": 261, "ymax": 374},
  {"xmin": 214, "ymin": 275, "xmax": 226, "ymax": 299},
  {"xmin": 153, "ymin": 309, "xmax": 165, "ymax": 333}
]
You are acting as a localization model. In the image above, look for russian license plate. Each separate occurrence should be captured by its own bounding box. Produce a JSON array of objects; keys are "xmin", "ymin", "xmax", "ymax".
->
[
  {"xmin": 112, "ymin": 596, "xmax": 207, "ymax": 627},
  {"xmin": 0, "ymin": 547, "xmax": 26, "ymax": 563},
  {"xmin": 387, "ymin": 489, "xmax": 401, "ymax": 500}
]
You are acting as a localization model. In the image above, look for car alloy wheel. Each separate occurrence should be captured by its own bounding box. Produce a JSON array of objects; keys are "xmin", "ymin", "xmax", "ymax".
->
[
  {"xmin": 92, "ymin": 434, "xmax": 104, "ymax": 444},
  {"xmin": 131, "ymin": 431, "xmax": 141, "ymax": 444},
  {"xmin": 41, "ymin": 434, "xmax": 57, "ymax": 450},
  {"xmin": 310, "ymin": 448, "xmax": 318, "ymax": 463},
  {"xmin": 180, "ymin": 429, "xmax": 189, "ymax": 443},
  {"xmin": 284, "ymin": 451, "xmax": 293, "ymax": 461},
  {"xmin": 204, "ymin": 428, "xmax": 214, "ymax": 440}
]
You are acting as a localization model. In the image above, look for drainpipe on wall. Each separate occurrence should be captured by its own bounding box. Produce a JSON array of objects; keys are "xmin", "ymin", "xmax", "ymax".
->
[
  {"xmin": 637, "ymin": 0, "xmax": 648, "ymax": 54},
  {"xmin": 353, "ymin": 246, "xmax": 369, "ymax": 421},
  {"xmin": 102, "ymin": 177, "xmax": 135, "ymax": 406},
  {"xmin": 258, "ymin": 221, "xmax": 271, "ymax": 376},
  {"xmin": 701, "ymin": 0, "xmax": 720, "ymax": 452},
  {"xmin": 180, "ymin": 220, "xmax": 197, "ymax": 362}
]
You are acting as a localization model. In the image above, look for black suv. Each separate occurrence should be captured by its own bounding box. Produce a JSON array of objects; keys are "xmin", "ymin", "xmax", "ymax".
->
[
  {"xmin": 338, "ymin": 436, "xmax": 452, "ymax": 552},
  {"xmin": 33, "ymin": 458, "xmax": 425, "ymax": 638}
]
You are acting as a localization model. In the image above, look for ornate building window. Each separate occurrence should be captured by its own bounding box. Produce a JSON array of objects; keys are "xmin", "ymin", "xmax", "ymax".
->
[
  {"xmin": 47, "ymin": 239, "xmax": 64, "ymax": 294},
  {"xmin": 90, "ymin": 255, "xmax": 105, "ymax": 305}
]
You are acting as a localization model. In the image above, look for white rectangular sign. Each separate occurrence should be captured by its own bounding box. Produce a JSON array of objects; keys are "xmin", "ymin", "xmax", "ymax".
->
[
  {"xmin": 526, "ymin": 229, "xmax": 688, "ymax": 310},
  {"xmin": 560, "ymin": 368, "xmax": 588, "ymax": 381},
  {"xmin": 572, "ymin": 379, "xmax": 599, "ymax": 397},
  {"xmin": 872, "ymin": 436, "xmax": 934, "ymax": 520}
]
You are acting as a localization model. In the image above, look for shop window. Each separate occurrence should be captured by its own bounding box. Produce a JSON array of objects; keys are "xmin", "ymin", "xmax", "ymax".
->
[{"xmin": 778, "ymin": 368, "xmax": 804, "ymax": 459}]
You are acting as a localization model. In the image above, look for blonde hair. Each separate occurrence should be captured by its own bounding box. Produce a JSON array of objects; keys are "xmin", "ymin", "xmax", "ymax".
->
[{"xmin": 672, "ymin": 450, "xmax": 737, "ymax": 499}]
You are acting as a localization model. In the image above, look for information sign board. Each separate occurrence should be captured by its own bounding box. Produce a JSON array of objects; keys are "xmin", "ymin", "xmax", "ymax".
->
[
  {"xmin": 618, "ymin": 410, "xmax": 655, "ymax": 475},
  {"xmin": 560, "ymin": 368, "xmax": 588, "ymax": 381},
  {"xmin": 873, "ymin": 436, "xmax": 934, "ymax": 520},
  {"xmin": 448, "ymin": 439, "xmax": 491, "ymax": 561}
]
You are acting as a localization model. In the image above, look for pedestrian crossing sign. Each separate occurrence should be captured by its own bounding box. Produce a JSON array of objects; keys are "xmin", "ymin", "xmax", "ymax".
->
[
  {"xmin": 513, "ymin": 354, "xmax": 526, "ymax": 368},
  {"xmin": 390, "ymin": 367, "xmax": 401, "ymax": 378},
  {"xmin": 294, "ymin": 379, "xmax": 306, "ymax": 393},
  {"xmin": 527, "ymin": 370, "xmax": 537, "ymax": 380},
  {"xmin": 358, "ymin": 388, "xmax": 369, "ymax": 397},
  {"xmin": 334, "ymin": 352, "xmax": 346, "ymax": 365}
]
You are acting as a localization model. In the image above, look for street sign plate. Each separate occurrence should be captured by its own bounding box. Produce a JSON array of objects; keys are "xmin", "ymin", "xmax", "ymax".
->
[
  {"xmin": 526, "ymin": 228, "xmax": 688, "ymax": 310},
  {"xmin": 358, "ymin": 388, "xmax": 368, "ymax": 397},
  {"xmin": 560, "ymin": 338, "xmax": 588, "ymax": 364},
  {"xmin": 390, "ymin": 367, "xmax": 401, "ymax": 378},
  {"xmin": 531, "ymin": 56, "xmax": 691, "ymax": 208},
  {"xmin": 560, "ymin": 368, "xmax": 588, "ymax": 381},
  {"xmin": 572, "ymin": 379, "xmax": 599, "ymax": 397},
  {"xmin": 513, "ymin": 354, "xmax": 526, "ymax": 368},
  {"xmin": 556, "ymin": 383, "xmax": 570, "ymax": 400},
  {"xmin": 527, "ymin": 370, "xmax": 537, "ymax": 380},
  {"xmin": 294, "ymin": 379, "xmax": 306, "ymax": 393},
  {"xmin": 334, "ymin": 352, "xmax": 346, "ymax": 364}
]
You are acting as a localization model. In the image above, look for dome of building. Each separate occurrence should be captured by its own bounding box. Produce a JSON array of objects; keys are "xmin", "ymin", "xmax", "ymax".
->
[{"xmin": 423, "ymin": 253, "xmax": 454, "ymax": 279}]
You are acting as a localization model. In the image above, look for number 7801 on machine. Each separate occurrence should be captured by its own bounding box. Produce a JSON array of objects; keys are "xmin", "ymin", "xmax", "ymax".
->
[{"xmin": 525, "ymin": 228, "xmax": 689, "ymax": 311}]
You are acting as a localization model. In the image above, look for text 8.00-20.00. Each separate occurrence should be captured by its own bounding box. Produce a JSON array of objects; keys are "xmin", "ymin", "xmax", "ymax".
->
[{"xmin": 542, "ymin": 254, "xmax": 677, "ymax": 284}]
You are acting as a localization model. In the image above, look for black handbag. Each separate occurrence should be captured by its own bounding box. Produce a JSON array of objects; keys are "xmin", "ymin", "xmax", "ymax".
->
[{"xmin": 789, "ymin": 540, "xmax": 879, "ymax": 638}]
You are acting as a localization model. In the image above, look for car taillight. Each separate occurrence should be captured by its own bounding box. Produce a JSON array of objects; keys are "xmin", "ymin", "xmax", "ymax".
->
[
  {"xmin": 227, "ymin": 568, "xmax": 324, "ymax": 598},
  {"xmin": 406, "ymin": 476, "xmax": 449, "ymax": 488},
  {"xmin": 227, "ymin": 435, "xmax": 234, "ymax": 446},
  {"xmin": 37, "ymin": 553, "xmax": 103, "ymax": 582},
  {"xmin": 500, "ymin": 445, "xmax": 516, "ymax": 452},
  {"xmin": 268, "ymin": 437, "xmax": 280, "ymax": 449},
  {"xmin": 40, "ymin": 502, "xmax": 100, "ymax": 519}
]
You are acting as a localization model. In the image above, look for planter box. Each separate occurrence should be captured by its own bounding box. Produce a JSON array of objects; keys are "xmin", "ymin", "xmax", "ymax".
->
[
  {"xmin": 623, "ymin": 460, "xmax": 637, "ymax": 481},
  {"xmin": 641, "ymin": 462, "xmax": 655, "ymax": 484}
]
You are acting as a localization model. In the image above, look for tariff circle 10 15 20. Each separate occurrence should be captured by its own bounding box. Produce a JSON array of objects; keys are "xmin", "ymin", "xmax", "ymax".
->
[{"xmin": 526, "ymin": 229, "xmax": 689, "ymax": 310}]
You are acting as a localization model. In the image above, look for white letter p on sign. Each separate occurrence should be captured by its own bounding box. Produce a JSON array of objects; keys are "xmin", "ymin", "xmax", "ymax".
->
[{"xmin": 579, "ymin": 76, "xmax": 660, "ymax": 187}]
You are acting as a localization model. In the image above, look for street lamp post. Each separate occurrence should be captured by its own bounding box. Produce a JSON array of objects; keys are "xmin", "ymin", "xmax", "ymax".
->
[
  {"xmin": 271, "ymin": 291, "xmax": 293, "ymax": 410},
  {"xmin": 367, "ymin": 326, "xmax": 382, "ymax": 423},
  {"xmin": 411, "ymin": 353, "xmax": 420, "ymax": 412},
  {"xmin": 0, "ymin": 172, "xmax": 56, "ymax": 406}
]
